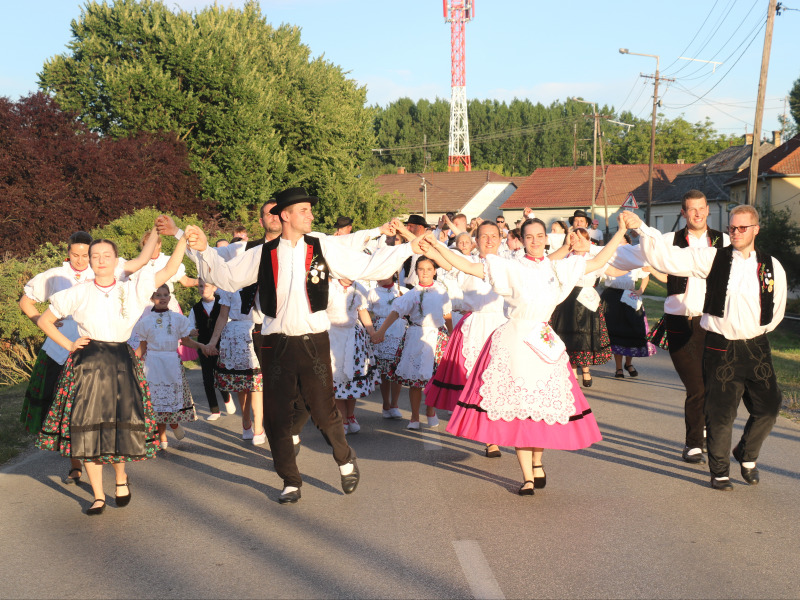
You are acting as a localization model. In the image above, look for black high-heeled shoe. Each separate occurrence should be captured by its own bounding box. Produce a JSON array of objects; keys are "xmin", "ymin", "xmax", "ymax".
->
[
  {"xmin": 484, "ymin": 444, "xmax": 502, "ymax": 458},
  {"xmin": 87, "ymin": 499, "xmax": 106, "ymax": 515},
  {"xmin": 65, "ymin": 467, "xmax": 82, "ymax": 485},
  {"xmin": 518, "ymin": 481, "xmax": 535, "ymax": 496},
  {"xmin": 115, "ymin": 479, "xmax": 131, "ymax": 508},
  {"xmin": 533, "ymin": 464, "xmax": 547, "ymax": 489}
]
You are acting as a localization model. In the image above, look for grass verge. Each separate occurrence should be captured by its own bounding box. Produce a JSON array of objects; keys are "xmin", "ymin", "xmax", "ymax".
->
[{"xmin": 0, "ymin": 383, "xmax": 35, "ymax": 465}]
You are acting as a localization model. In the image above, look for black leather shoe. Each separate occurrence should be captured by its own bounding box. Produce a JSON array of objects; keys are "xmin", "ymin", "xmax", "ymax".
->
[
  {"xmin": 533, "ymin": 465, "xmax": 547, "ymax": 489},
  {"xmin": 340, "ymin": 459, "xmax": 360, "ymax": 494},
  {"xmin": 582, "ymin": 375, "xmax": 593, "ymax": 387},
  {"xmin": 732, "ymin": 446, "xmax": 759, "ymax": 485},
  {"xmin": 682, "ymin": 446, "xmax": 707, "ymax": 464},
  {"xmin": 115, "ymin": 479, "xmax": 132, "ymax": 507},
  {"xmin": 87, "ymin": 499, "xmax": 106, "ymax": 515},
  {"xmin": 278, "ymin": 488, "xmax": 301, "ymax": 504},
  {"xmin": 710, "ymin": 478, "xmax": 733, "ymax": 491},
  {"xmin": 518, "ymin": 481, "xmax": 535, "ymax": 496}
]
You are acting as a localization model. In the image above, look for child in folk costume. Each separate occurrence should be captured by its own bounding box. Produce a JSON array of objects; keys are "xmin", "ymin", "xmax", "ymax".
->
[
  {"xmin": 366, "ymin": 276, "xmax": 406, "ymax": 419},
  {"xmin": 375, "ymin": 257, "xmax": 453, "ymax": 430},
  {"xmin": 328, "ymin": 278, "xmax": 378, "ymax": 434},
  {"xmin": 188, "ymin": 279, "xmax": 235, "ymax": 420},
  {"xmin": 133, "ymin": 285, "xmax": 200, "ymax": 450},
  {"xmin": 215, "ymin": 288, "xmax": 265, "ymax": 445},
  {"xmin": 35, "ymin": 230, "xmax": 188, "ymax": 515}
]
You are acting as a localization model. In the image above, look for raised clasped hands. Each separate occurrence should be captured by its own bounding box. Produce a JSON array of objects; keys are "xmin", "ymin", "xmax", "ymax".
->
[
  {"xmin": 155, "ymin": 215, "xmax": 179, "ymax": 236},
  {"xmin": 184, "ymin": 225, "xmax": 208, "ymax": 251}
]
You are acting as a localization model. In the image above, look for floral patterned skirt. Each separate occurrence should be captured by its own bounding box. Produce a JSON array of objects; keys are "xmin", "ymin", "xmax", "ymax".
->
[
  {"xmin": 20, "ymin": 350, "xmax": 63, "ymax": 434},
  {"xmin": 551, "ymin": 287, "xmax": 612, "ymax": 368},
  {"xmin": 35, "ymin": 341, "xmax": 159, "ymax": 464},
  {"xmin": 154, "ymin": 368, "xmax": 198, "ymax": 424},
  {"xmin": 602, "ymin": 288, "xmax": 657, "ymax": 358},
  {"xmin": 389, "ymin": 326, "xmax": 449, "ymax": 388},
  {"xmin": 333, "ymin": 325, "xmax": 378, "ymax": 400}
]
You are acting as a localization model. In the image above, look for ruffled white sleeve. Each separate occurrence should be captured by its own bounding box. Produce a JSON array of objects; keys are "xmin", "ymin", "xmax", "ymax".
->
[
  {"xmin": 482, "ymin": 255, "xmax": 513, "ymax": 297},
  {"xmin": 47, "ymin": 286, "xmax": 81, "ymax": 321},
  {"xmin": 389, "ymin": 288, "xmax": 416, "ymax": 318}
]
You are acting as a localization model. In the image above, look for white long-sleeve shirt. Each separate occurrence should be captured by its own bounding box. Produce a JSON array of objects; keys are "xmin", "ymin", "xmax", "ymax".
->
[
  {"xmin": 636, "ymin": 223, "xmax": 785, "ymax": 340},
  {"xmin": 196, "ymin": 233, "xmax": 413, "ymax": 337}
]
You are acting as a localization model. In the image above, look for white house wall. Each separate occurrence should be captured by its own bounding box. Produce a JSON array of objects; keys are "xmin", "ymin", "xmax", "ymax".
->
[{"xmin": 461, "ymin": 183, "xmax": 517, "ymax": 221}]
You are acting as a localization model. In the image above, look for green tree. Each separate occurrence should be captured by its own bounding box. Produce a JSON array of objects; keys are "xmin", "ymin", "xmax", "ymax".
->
[
  {"xmin": 39, "ymin": 0, "xmax": 396, "ymax": 229},
  {"xmin": 790, "ymin": 76, "xmax": 800, "ymax": 130},
  {"xmin": 756, "ymin": 207, "xmax": 800, "ymax": 290}
]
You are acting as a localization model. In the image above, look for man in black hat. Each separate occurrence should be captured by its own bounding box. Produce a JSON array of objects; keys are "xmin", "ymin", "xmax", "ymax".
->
[
  {"xmin": 186, "ymin": 187, "xmax": 423, "ymax": 504},
  {"xmin": 569, "ymin": 209, "xmax": 590, "ymax": 229},
  {"xmin": 334, "ymin": 216, "xmax": 353, "ymax": 236},
  {"xmin": 398, "ymin": 214, "xmax": 428, "ymax": 288}
]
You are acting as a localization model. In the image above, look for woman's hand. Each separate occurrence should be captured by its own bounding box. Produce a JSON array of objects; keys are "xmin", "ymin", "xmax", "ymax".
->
[{"xmin": 70, "ymin": 336, "xmax": 91, "ymax": 352}]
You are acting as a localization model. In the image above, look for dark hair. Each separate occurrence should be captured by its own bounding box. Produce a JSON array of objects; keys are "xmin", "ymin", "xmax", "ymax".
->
[
  {"xmin": 521, "ymin": 218, "xmax": 547, "ymax": 238},
  {"xmin": 507, "ymin": 228, "xmax": 521, "ymax": 241},
  {"xmin": 574, "ymin": 227, "xmax": 590, "ymax": 241},
  {"xmin": 153, "ymin": 283, "xmax": 170, "ymax": 295},
  {"xmin": 476, "ymin": 220, "xmax": 501, "ymax": 237},
  {"xmin": 233, "ymin": 225, "xmax": 247, "ymax": 234},
  {"xmin": 551, "ymin": 220, "xmax": 568, "ymax": 233},
  {"xmin": 67, "ymin": 231, "xmax": 93, "ymax": 249},
  {"xmin": 89, "ymin": 239, "xmax": 119, "ymax": 258},
  {"xmin": 623, "ymin": 233, "xmax": 632, "ymax": 245},
  {"xmin": 415, "ymin": 256, "xmax": 438, "ymax": 279},
  {"xmin": 681, "ymin": 189, "xmax": 707, "ymax": 212},
  {"xmin": 230, "ymin": 236, "xmax": 244, "ymax": 243},
  {"xmin": 260, "ymin": 200, "xmax": 276, "ymax": 221}
]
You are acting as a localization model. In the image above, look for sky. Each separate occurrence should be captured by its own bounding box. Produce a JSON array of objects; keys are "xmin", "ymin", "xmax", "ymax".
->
[{"xmin": 2, "ymin": 0, "xmax": 798, "ymax": 142}]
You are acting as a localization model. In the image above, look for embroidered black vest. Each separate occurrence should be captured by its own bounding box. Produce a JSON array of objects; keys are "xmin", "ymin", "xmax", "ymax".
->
[
  {"xmin": 666, "ymin": 227, "xmax": 725, "ymax": 296},
  {"xmin": 192, "ymin": 296, "xmax": 222, "ymax": 344},
  {"xmin": 703, "ymin": 245, "xmax": 775, "ymax": 326},
  {"xmin": 257, "ymin": 235, "xmax": 330, "ymax": 319},
  {"xmin": 239, "ymin": 239, "xmax": 265, "ymax": 314}
]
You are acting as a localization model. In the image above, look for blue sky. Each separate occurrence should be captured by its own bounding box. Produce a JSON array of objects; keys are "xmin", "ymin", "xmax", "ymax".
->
[{"xmin": 2, "ymin": 0, "xmax": 798, "ymax": 139}]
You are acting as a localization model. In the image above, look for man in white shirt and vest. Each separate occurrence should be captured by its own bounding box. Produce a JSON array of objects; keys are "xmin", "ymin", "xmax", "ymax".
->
[
  {"xmin": 627, "ymin": 205, "xmax": 786, "ymax": 490},
  {"xmin": 185, "ymin": 188, "xmax": 421, "ymax": 503},
  {"xmin": 658, "ymin": 190, "xmax": 730, "ymax": 464}
]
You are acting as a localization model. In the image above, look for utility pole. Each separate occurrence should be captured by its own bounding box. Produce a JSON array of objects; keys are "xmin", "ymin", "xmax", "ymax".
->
[
  {"xmin": 598, "ymin": 128, "xmax": 610, "ymax": 240},
  {"xmin": 572, "ymin": 98, "xmax": 598, "ymax": 219},
  {"xmin": 747, "ymin": 0, "xmax": 779, "ymax": 208},
  {"xmin": 620, "ymin": 48, "xmax": 674, "ymax": 225}
]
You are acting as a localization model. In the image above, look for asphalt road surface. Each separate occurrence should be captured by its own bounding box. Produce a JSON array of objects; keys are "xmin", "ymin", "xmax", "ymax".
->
[{"xmin": 2, "ymin": 349, "xmax": 799, "ymax": 599}]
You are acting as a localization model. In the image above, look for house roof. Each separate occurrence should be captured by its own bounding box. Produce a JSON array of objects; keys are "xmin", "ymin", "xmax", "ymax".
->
[
  {"xmin": 374, "ymin": 170, "xmax": 513, "ymax": 214},
  {"xmin": 501, "ymin": 163, "xmax": 693, "ymax": 210},
  {"xmin": 653, "ymin": 143, "xmax": 775, "ymax": 205},
  {"xmin": 726, "ymin": 133, "xmax": 800, "ymax": 186}
]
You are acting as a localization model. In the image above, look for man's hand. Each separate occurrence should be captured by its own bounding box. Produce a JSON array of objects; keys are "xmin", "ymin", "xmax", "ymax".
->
[
  {"xmin": 379, "ymin": 221, "xmax": 397, "ymax": 237},
  {"xmin": 622, "ymin": 210, "xmax": 642, "ymax": 230},
  {"xmin": 156, "ymin": 215, "xmax": 179, "ymax": 237},
  {"xmin": 393, "ymin": 219, "xmax": 414, "ymax": 242},
  {"xmin": 185, "ymin": 225, "xmax": 208, "ymax": 251},
  {"xmin": 523, "ymin": 207, "xmax": 533, "ymax": 218}
]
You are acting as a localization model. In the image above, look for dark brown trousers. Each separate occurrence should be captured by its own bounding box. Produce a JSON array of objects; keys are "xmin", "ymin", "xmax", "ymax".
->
[
  {"xmin": 258, "ymin": 331, "xmax": 353, "ymax": 488},
  {"xmin": 666, "ymin": 314, "xmax": 707, "ymax": 449}
]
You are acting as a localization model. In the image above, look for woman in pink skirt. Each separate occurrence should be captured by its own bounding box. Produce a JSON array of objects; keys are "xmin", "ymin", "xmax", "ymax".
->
[
  {"xmin": 424, "ymin": 221, "xmax": 508, "ymax": 457},
  {"xmin": 420, "ymin": 212, "xmax": 635, "ymax": 495}
]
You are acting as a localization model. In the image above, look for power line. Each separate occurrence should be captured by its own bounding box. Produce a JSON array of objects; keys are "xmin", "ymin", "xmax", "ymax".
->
[{"xmin": 660, "ymin": 0, "xmax": 721, "ymax": 74}]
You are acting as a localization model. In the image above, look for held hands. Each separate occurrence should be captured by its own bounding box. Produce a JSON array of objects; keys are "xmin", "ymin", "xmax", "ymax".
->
[
  {"xmin": 370, "ymin": 331, "xmax": 385, "ymax": 344},
  {"xmin": 155, "ymin": 215, "xmax": 179, "ymax": 237},
  {"xmin": 621, "ymin": 210, "xmax": 642, "ymax": 230},
  {"xmin": 392, "ymin": 219, "xmax": 414, "ymax": 242},
  {"xmin": 379, "ymin": 221, "xmax": 397, "ymax": 237},
  {"xmin": 184, "ymin": 225, "xmax": 208, "ymax": 251},
  {"xmin": 70, "ymin": 336, "xmax": 91, "ymax": 353},
  {"xmin": 201, "ymin": 344, "xmax": 219, "ymax": 357}
]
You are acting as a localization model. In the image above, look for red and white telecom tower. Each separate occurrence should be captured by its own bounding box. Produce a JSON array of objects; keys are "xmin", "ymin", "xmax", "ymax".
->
[{"xmin": 444, "ymin": 0, "xmax": 473, "ymax": 172}]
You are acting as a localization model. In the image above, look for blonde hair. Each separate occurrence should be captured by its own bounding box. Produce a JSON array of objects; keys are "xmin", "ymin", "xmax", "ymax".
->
[{"xmin": 730, "ymin": 204, "xmax": 759, "ymax": 225}]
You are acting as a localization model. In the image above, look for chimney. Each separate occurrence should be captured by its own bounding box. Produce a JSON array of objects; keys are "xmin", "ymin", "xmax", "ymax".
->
[
  {"xmin": 744, "ymin": 133, "xmax": 754, "ymax": 145},
  {"xmin": 677, "ymin": 159, "xmax": 685, "ymax": 165},
  {"xmin": 772, "ymin": 130, "xmax": 782, "ymax": 147},
  {"xmin": 397, "ymin": 167, "xmax": 405, "ymax": 175}
]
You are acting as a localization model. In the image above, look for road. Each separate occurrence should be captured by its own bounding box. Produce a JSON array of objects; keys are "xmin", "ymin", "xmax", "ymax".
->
[{"xmin": 2, "ymin": 349, "xmax": 799, "ymax": 599}]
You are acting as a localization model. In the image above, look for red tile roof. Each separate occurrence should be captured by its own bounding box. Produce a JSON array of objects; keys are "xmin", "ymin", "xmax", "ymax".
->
[
  {"xmin": 501, "ymin": 163, "xmax": 694, "ymax": 210},
  {"xmin": 375, "ymin": 170, "xmax": 514, "ymax": 213},
  {"xmin": 726, "ymin": 133, "xmax": 800, "ymax": 186}
]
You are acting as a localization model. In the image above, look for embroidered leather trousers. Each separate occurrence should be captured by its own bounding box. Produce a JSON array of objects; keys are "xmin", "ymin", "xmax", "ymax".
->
[
  {"xmin": 259, "ymin": 331, "xmax": 354, "ymax": 488},
  {"xmin": 703, "ymin": 332, "xmax": 782, "ymax": 479}
]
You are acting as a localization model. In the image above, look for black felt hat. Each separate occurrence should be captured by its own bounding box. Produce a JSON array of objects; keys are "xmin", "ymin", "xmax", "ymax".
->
[
  {"xmin": 406, "ymin": 214, "xmax": 429, "ymax": 227},
  {"xmin": 269, "ymin": 187, "xmax": 319, "ymax": 215},
  {"xmin": 568, "ymin": 209, "xmax": 590, "ymax": 225},
  {"xmin": 334, "ymin": 216, "xmax": 353, "ymax": 228}
]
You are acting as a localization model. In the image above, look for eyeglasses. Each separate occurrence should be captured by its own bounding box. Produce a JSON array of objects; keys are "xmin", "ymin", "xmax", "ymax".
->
[
  {"xmin": 728, "ymin": 224, "xmax": 757, "ymax": 234},
  {"xmin": 496, "ymin": 219, "xmax": 505, "ymax": 223}
]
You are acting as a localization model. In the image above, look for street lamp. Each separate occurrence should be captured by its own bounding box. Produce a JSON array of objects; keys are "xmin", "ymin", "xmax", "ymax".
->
[{"xmin": 619, "ymin": 47, "xmax": 660, "ymax": 226}]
